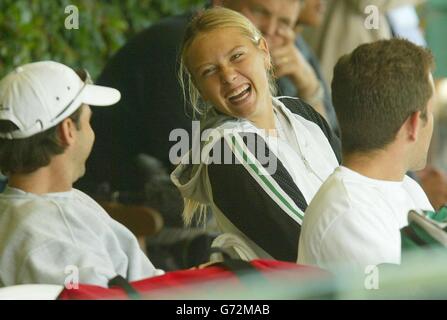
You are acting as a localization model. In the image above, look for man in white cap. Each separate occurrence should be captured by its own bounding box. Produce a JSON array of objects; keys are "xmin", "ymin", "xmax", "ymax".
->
[{"xmin": 0, "ymin": 61, "xmax": 163, "ymax": 288}]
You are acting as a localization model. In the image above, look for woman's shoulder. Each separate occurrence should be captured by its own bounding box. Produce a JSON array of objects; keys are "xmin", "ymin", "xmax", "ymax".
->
[
  {"xmin": 274, "ymin": 96, "xmax": 342, "ymax": 163},
  {"xmin": 274, "ymin": 96, "xmax": 328, "ymax": 134},
  {"xmin": 275, "ymin": 96, "xmax": 322, "ymax": 122}
]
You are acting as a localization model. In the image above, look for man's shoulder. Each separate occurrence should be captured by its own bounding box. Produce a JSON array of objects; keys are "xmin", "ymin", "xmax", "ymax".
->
[
  {"xmin": 303, "ymin": 171, "xmax": 353, "ymax": 239},
  {"xmin": 71, "ymin": 189, "xmax": 109, "ymax": 216},
  {"xmin": 0, "ymin": 194, "xmax": 69, "ymax": 255},
  {"xmin": 153, "ymin": 12, "xmax": 194, "ymax": 30},
  {"xmin": 0, "ymin": 189, "xmax": 104, "ymax": 228},
  {"xmin": 403, "ymin": 174, "xmax": 426, "ymax": 192},
  {"xmin": 304, "ymin": 169, "xmax": 381, "ymax": 229},
  {"xmin": 402, "ymin": 174, "xmax": 433, "ymax": 210},
  {"xmin": 0, "ymin": 192, "xmax": 60, "ymax": 217},
  {"xmin": 306, "ymin": 169, "xmax": 353, "ymax": 216},
  {"xmin": 307, "ymin": 169, "xmax": 411, "ymax": 232},
  {"xmin": 109, "ymin": 12, "xmax": 192, "ymax": 58},
  {"xmin": 132, "ymin": 13, "xmax": 191, "ymax": 44},
  {"xmin": 300, "ymin": 171, "xmax": 354, "ymax": 261},
  {"xmin": 97, "ymin": 12, "xmax": 193, "ymax": 81},
  {"xmin": 71, "ymin": 188, "xmax": 96, "ymax": 202}
]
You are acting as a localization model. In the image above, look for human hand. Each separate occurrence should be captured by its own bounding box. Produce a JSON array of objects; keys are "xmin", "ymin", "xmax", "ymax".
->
[
  {"xmin": 417, "ymin": 166, "xmax": 447, "ymax": 210},
  {"xmin": 270, "ymin": 27, "xmax": 319, "ymax": 98}
]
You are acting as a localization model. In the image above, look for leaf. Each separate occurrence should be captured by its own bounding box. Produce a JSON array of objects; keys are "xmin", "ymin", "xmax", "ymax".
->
[{"xmin": 0, "ymin": 0, "xmax": 206, "ymax": 77}]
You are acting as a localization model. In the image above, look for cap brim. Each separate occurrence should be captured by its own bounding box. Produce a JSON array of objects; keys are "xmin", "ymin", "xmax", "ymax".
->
[
  {"xmin": 47, "ymin": 83, "xmax": 121, "ymax": 130},
  {"xmin": 80, "ymin": 84, "xmax": 121, "ymax": 107}
]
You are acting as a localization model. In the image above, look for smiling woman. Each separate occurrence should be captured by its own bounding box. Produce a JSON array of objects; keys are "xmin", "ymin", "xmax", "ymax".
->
[
  {"xmin": 185, "ymin": 27, "xmax": 273, "ymax": 128},
  {"xmin": 171, "ymin": 7, "xmax": 341, "ymax": 262},
  {"xmin": 178, "ymin": 7, "xmax": 277, "ymax": 121}
]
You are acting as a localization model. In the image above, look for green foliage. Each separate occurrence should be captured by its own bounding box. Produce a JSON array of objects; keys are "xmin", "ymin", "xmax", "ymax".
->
[{"xmin": 0, "ymin": 0, "xmax": 205, "ymax": 79}]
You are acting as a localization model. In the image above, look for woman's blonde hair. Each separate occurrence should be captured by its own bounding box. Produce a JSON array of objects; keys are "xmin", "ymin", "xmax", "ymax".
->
[{"xmin": 178, "ymin": 7, "xmax": 277, "ymax": 119}]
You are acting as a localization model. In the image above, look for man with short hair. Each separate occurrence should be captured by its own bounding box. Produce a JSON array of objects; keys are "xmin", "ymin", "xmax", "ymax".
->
[
  {"xmin": 298, "ymin": 39, "xmax": 435, "ymax": 271},
  {"xmin": 0, "ymin": 61, "xmax": 162, "ymax": 287}
]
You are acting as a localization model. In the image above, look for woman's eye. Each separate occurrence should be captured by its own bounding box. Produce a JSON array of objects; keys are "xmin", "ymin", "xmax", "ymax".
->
[
  {"xmin": 232, "ymin": 53, "xmax": 243, "ymax": 61},
  {"xmin": 202, "ymin": 68, "xmax": 215, "ymax": 77}
]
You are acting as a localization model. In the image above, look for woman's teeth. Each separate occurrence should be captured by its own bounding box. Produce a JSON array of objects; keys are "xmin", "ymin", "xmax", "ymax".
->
[{"xmin": 228, "ymin": 85, "xmax": 251, "ymax": 102}]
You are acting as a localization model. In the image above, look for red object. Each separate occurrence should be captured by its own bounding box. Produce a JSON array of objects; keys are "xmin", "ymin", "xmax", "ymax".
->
[{"xmin": 58, "ymin": 260, "xmax": 327, "ymax": 300}]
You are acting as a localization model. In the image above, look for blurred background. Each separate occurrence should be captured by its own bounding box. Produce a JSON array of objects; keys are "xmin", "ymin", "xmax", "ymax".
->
[
  {"xmin": 0, "ymin": 0, "xmax": 205, "ymax": 78},
  {"xmin": 0, "ymin": 0, "xmax": 445, "ymax": 79}
]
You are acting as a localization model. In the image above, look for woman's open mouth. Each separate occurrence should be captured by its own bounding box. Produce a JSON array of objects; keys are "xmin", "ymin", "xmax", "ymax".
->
[{"xmin": 227, "ymin": 84, "xmax": 252, "ymax": 105}]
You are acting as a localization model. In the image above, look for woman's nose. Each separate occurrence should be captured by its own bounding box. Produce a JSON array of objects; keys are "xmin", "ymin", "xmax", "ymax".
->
[{"xmin": 220, "ymin": 66, "xmax": 238, "ymax": 84}]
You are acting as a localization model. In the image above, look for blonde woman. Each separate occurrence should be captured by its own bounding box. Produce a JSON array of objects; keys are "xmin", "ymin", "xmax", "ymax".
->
[{"xmin": 171, "ymin": 7, "xmax": 340, "ymax": 262}]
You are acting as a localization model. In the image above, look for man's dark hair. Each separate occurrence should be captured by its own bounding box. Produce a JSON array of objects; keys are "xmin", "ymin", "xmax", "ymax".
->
[
  {"xmin": 331, "ymin": 38, "xmax": 434, "ymax": 155},
  {"xmin": 0, "ymin": 107, "xmax": 83, "ymax": 174}
]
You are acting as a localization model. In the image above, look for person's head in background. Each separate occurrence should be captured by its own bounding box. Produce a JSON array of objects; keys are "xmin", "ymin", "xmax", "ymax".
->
[
  {"xmin": 296, "ymin": 0, "xmax": 327, "ymax": 28},
  {"xmin": 332, "ymin": 39, "xmax": 435, "ymax": 175},
  {"xmin": 179, "ymin": 7, "xmax": 277, "ymax": 130},
  {"xmin": 212, "ymin": 0, "xmax": 302, "ymax": 49},
  {"xmin": 0, "ymin": 61, "xmax": 120, "ymax": 192}
]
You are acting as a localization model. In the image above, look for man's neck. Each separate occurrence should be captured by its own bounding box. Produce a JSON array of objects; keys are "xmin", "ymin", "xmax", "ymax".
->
[
  {"xmin": 343, "ymin": 149, "xmax": 407, "ymax": 182},
  {"xmin": 8, "ymin": 160, "xmax": 73, "ymax": 194}
]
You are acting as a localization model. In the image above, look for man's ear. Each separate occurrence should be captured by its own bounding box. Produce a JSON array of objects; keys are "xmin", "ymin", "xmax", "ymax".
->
[
  {"xmin": 258, "ymin": 37, "xmax": 272, "ymax": 71},
  {"xmin": 404, "ymin": 111, "xmax": 422, "ymax": 142},
  {"xmin": 58, "ymin": 118, "xmax": 77, "ymax": 147}
]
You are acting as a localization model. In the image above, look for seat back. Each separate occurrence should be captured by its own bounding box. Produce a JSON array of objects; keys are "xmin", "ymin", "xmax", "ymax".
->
[{"xmin": 99, "ymin": 201, "xmax": 163, "ymax": 253}]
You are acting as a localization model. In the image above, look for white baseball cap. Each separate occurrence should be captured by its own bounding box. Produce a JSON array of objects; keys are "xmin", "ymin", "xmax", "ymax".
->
[{"xmin": 0, "ymin": 61, "xmax": 121, "ymax": 139}]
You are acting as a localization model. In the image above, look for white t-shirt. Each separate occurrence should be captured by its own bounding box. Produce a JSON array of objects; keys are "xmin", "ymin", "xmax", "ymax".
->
[
  {"xmin": 298, "ymin": 166, "xmax": 433, "ymax": 271},
  {"xmin": 0, "ymin": 187, "xmax": 163, "ymax": 288}
]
